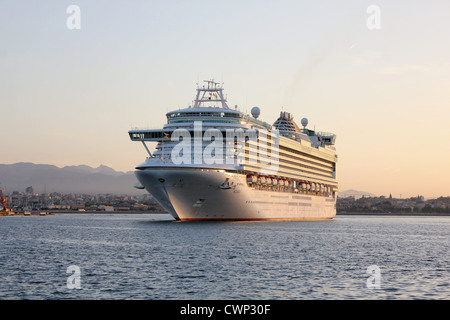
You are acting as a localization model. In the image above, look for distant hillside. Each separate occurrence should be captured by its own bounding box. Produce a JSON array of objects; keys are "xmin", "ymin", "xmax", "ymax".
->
[
  {"xmin": 338, "ymin": 189, "xmax": 376, "ymax": 199},
  {"xmin": 61, "ymin": 164, "xmax": 128, "ymax": 176},
  {"xmin": 0, "ymin": 162, "xmax": 143, "ymax": 195}
]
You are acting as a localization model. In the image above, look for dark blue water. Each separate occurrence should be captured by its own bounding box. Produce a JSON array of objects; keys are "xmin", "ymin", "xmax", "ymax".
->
[{"xmin": 0, "ymin": 214, "xmax": 448, "ymax": 299}]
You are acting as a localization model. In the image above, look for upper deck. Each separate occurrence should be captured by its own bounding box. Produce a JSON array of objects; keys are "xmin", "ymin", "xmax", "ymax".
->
[{"xmin": 129, "ymin": 80, "xmax": 336, "ymax": 157}]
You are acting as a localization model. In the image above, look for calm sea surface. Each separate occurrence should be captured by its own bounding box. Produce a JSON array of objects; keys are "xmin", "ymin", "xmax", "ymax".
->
[{"xmin": 0, "ymin": 214, "xmax": 448, "ymax": 300}]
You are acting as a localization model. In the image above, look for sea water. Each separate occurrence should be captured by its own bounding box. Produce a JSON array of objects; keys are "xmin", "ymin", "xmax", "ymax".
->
[{"xmin": 0, "ymin": 214, "xmax": 448, "ymax": 299}]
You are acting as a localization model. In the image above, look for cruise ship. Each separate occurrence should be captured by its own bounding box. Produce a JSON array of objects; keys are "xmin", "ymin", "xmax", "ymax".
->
[{"xmin": 129, "ymin": 80, "xmax": 338, "ymax": 221}]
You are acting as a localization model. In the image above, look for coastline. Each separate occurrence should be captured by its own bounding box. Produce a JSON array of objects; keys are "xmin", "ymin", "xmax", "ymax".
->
[
  {"xmin": 0, "ymin": 210, "xmax": 168, "ymax": 216},
  {"xmin": 4, "ymin": 210, "xmax": 449, "ymax": 217},
  {"xmin": 50, "ymin": 210, "xmax": 168, "ymax": 214},
  {"xmin": 337, "ymin": 211, "xmax": 450, "ymax": 217}
]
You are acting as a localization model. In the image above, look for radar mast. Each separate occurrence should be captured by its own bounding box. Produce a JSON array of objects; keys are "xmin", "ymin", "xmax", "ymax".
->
[{"xmin": 193, "ymin": 79, "xmax": 229, "ymax": 109}]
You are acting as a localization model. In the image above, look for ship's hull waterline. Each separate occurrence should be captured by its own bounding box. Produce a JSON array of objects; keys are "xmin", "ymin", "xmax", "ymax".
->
[{"xmin": 136, "ymin": 168, "xmax": 336, "ymax": 221}]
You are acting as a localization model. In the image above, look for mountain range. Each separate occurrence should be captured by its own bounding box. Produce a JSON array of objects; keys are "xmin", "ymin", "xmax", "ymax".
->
[
  {"xmin": 0, "ymin": 162, "xmax": 143, "ymax": 195},
  {"xmin": 337, "ymin": 189, "xmax": 376, "ymax": 198},
  {"xmin": 1, "ymin": 162, "xmax": 376, "ymax": 197}
]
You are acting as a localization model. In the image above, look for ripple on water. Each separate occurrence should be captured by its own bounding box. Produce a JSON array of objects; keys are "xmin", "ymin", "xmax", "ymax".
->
[{"xmin": 0, "ymin": 214, "xmax": 449, "ymax": 299}]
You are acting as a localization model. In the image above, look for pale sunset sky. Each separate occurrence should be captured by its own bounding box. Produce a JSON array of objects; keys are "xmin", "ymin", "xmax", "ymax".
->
[{"xmin": 1, "ymin": 0, "xmax": 449, "ymax": 199}]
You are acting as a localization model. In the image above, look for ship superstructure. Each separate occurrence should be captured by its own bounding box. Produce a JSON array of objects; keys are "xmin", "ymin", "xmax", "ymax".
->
[{"xmin": 129, "ymin": 80, "xmax": 338, "ymax": 220}]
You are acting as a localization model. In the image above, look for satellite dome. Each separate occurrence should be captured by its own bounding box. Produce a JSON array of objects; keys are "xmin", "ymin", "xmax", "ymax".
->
[
  {"xmin": 301, "ymin": 118, "xmax": 308, "ymax": 128},
  {"xmin": 251, "ymin": 106, "xmax": 260, "ymax": 119}
]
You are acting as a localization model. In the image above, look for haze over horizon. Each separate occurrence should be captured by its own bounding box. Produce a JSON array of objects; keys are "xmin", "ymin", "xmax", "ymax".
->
[
  {"xmin": 1, "ymin": 1, "xmax": 450, "ymax": 199},
  {"xmin": 0, "ymin": 161, "xmax": 406, "ymax": 199}
]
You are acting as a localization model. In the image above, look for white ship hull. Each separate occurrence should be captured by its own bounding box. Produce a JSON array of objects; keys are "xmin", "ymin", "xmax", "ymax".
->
[
  {"xmin": 130, "ymin": 81, "xmax": 338, "ymax": 221},
  {"xmin": 136, "ymin": 168, "xmax": 336, "ymax": 221}
]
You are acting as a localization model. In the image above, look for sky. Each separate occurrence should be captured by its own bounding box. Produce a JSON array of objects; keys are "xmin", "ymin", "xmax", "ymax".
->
[{"xmin": 1, "ymin": 0, "xmax": 450, "ymax": 199}]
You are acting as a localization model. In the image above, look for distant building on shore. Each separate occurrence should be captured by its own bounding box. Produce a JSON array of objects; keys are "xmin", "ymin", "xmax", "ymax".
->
[{"xmin": 26, "ymin": 186, "xmax": 34, "ymax": 195}]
